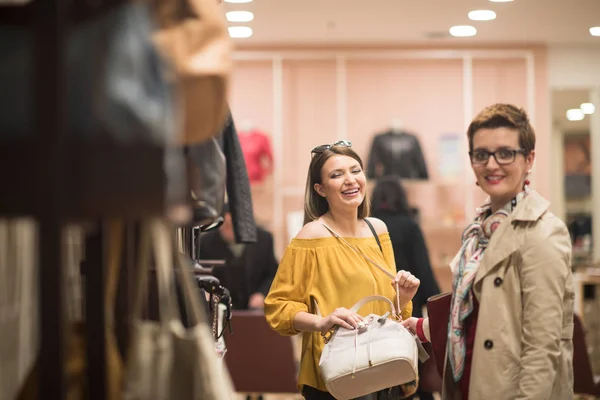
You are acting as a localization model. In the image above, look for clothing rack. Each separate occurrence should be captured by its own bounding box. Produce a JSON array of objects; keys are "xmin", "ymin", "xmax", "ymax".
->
[{"xmin": 0, "ymin": 1, "xmax": 169, "ymax": 398}]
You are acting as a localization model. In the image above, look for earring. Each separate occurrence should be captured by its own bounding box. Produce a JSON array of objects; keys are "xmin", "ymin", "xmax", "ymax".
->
[{"xmin": 524, "ymin": 170, "xmax": 531, "ymax": 192}]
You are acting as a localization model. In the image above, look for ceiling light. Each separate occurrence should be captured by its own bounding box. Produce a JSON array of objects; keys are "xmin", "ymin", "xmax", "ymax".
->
[
  {"xmin": 228, "ymin": 26, "xmax": 253, "ymax": 38},
  {"xmin": 567, "ymin": 109, "xmax": 585, "ymax": 121},
  {"xmin": 224, "ymin": 0, "xmax": 252, "ymax": 3},
  {"xmin": 449, "ymin": 25, "xmax": 477, "ymax": 37},
  {"xmin": 590, "ymin": 27, "xmax": 600, "ymax": 37},
  {"xmin": 581, "ymin": 103, "xmax": 595, "ymax": 114},
  {"xmin": 489, "ymin": 0, "xmax": 513, "ymax": 2},
  {"xmin": 468, "ymin": 10, "xmax": 497, "ymax": 21},
  {"xmin": 226, "ymin": 11, "xmax": 254, "ymax": 22}
]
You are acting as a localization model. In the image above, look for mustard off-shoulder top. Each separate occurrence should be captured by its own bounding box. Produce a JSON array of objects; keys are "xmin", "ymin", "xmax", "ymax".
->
[{"xmin": 264, "ymin": 233, "xmax": 413, "ymax": 393}]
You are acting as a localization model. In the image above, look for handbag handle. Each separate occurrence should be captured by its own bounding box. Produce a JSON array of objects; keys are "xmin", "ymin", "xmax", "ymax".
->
[
  {"xmin": 314, "ymin": 294, "xmax": 396, "ymax": 317},
  {"xmin": 131, "ymin": 219, "xmax": 205, "ymax": 328},
  {"xmin": 349, "ymin": 295, "xmax": 396, "ymax": 315},
  {"xmin": 319, "ymin": 222, "xmax": 401, "ymax": 319},
  {"xmin": 131, "ymin": 222, "xmax": 166, "ymax": 326}
]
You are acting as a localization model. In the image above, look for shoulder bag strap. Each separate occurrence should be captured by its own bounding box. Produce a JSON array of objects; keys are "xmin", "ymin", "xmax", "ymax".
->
[
  {"xmin": 319, "ymin": 222, "xmax": 400, "ymax": 319},
  {"xmin": 320, "ymin": 222, "xmax": 394, "ymax": 279},
  {"xmin": 364, "ymin": 218, "xmax": 382, "ymax": 253}
]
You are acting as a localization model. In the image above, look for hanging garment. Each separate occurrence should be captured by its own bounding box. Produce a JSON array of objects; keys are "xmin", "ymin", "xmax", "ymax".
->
[
  {"xmin": 238, "ymin": 129, "xmax": 273, "ymax": 184},
  {"xmin": 216, "ymin": 112, "xmax": 258, "ymax": 244},
  {"xmin": 185, "ymin": 138, "xmax": 227, "ymax": 228},
  {"xmin": 0, "ymin": 3, "xmax": 176, "ymax": 144},
  {"xmin": 0, "ymin": 3, "xmax": 187, "ymax": 210},
  {"xmin": 366, "ymin": 131, "xmax": 429, "ymax": 180}
]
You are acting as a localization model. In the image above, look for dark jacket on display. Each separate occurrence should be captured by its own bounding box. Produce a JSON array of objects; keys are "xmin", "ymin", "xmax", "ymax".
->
[{"xmin": 367, "ymin": 131, "xmax": 429, "ymax": 180}]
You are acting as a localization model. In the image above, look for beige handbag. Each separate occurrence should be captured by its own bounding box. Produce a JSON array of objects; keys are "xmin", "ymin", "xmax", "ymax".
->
[
  {"xmin": 0, "ymin": 219, "xmax": 38, "ymax": 400},
  {"xmin": 123, "ymin": 218, "xmax": 235, "ymax": 400},
  {"xmin": 317, "ymin": 224, "xmax": 427, "ymax": 400},
  {"xmin": 150, "ymin": 0, "xmax": 232, "ymax": 145}
]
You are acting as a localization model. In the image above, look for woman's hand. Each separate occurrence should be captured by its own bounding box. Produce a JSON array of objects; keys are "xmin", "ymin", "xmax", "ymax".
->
[
  {"xmin": 392, "ymin": 270, "xmax": 420, "ymax": 308},
  {"xmin": 401, "ymin": 317, "xmax": 419, "ymax": 334},
  {"xmin": 317, "ymin": 307, "xmax": 364, "ymax": 334}
]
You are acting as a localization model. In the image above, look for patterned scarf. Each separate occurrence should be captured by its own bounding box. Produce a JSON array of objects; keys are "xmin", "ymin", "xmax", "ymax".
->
[{"xmin": 447, "ymin": 191, "xmax": 527, "ymax": 382}]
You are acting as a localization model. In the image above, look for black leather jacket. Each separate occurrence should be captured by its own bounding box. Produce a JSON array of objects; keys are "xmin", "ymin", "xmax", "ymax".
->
[
  {"xmin": 366, "ymin": 131, "xmax": 429, "ymax": 180},
  {"xmin": 217, "ymin": 112, "xmax": 257, "ymax": 243}
]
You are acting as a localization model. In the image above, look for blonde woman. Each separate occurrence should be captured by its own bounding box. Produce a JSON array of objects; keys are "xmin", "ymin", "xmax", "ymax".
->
[{"xmin": 265, "ymin": 142, "xmax": 420, "ymax": 399}]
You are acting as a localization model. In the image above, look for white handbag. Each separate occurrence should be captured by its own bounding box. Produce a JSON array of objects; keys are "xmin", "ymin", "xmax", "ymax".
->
[
  {"xmin": 319, "ymin": 295, "xmax": 419, "ymax": 400},
  {"xmin": 317, "ymin": 223, "xmax": 427, "ymax": 400}
]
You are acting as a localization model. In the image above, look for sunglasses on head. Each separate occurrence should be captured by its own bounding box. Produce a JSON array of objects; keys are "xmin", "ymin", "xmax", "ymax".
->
[{"xmin": 311, "ymin": 140, "xmax": 352, "ymax": 155}]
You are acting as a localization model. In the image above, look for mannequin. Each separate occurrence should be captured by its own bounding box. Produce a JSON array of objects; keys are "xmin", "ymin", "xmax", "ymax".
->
[
  {"xmin": 239, "ymin": 119, "xmax": 255, "ymax": 133},
  {"xmin": 390, "ymin": 118, "xmax": 404, "ymax": 133}
]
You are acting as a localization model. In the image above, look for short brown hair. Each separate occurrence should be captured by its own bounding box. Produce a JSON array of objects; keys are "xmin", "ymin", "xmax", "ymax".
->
[
  {"xmin": 303, "ymin": 146, "xmax": 370, "ymax": 225},
  {"xmin": 467, "ymin": 104, "xmax": 536, "ymax": 154}
]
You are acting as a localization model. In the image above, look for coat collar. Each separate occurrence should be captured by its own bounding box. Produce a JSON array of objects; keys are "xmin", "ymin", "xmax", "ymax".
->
[
  {"xmin": 473, "ymin": 190, "xmax": 549, "ymax": 287},
  {"xmin": 510, "ymin": 190, "xmax": 550, "ymax": 222}
]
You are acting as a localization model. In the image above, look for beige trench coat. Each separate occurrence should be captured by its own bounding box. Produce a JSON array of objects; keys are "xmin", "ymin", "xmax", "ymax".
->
[{"xmin": 436, "ymin": 191, "xmax": 575, "ymax": 400}]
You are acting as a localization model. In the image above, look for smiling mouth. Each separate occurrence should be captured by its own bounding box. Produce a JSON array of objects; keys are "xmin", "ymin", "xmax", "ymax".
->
[
  {"xmin": 485, "ymin": 176, "xmax": 505, "ymax": 184},
  {"xmin": 342, "ymin": 188, "xmax": 360, "ymax": 195}
]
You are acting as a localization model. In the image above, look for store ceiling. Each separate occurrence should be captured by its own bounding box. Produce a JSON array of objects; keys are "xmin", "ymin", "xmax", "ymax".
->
[{"xmin": 222, "ymin": 0, "xmax": 600, "ymax": 46}]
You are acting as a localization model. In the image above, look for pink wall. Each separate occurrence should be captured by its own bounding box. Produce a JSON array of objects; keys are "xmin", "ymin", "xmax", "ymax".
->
[
  {"xmin": 228, "ymin": 47, "xmax": 550, "ymax": 291},
  {"xmin": 282, "ymin": 61, "xmax": 338, "ymax": 187}
]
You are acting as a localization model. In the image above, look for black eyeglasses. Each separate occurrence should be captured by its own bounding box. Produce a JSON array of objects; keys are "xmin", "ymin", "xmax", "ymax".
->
[
  {"xmin": 469, "ymin": 148, "xmax": 528, "ymax": 165},
  {"xmin": 311, "ymin": 140, "xmax": 352, "ymax": 155}
]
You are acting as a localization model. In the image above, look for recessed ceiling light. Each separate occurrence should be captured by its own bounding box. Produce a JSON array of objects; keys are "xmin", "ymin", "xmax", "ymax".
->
[
  {"xmin": 581, "ymin": 103, "xmax": 595, "ymax": 114},
  {"xmin": 590, "ymin": 27, "xmax": 600, "ymax": 37},
  {"xmin": 468, "ymin": 10, "xmax": 497, "ymax": 21},
  {"xmin": 567, "ymin": 109, "xmax": 585, "ymax": 121},
  {"xmin": 224, "ymin": 0, "xmax": 252, "ymax": 3},
  {"xmin": 226, "ymin": 11, "xmax": 254, "ymax": 22},
  {"xmin": 489, "ymin": 0, "xmax": 513, "ymax": 2},
  {"xmin": 449, "ymin": 25, "xmax": 477, "ymax": 37},
  {"xmin": 228, "ymin": 26, "xmax": 253, "ymax": 38}
]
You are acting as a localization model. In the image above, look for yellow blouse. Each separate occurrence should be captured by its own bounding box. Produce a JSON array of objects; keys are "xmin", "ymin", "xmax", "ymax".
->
[{"xmin": 264, "ymin": 233, "xmax": 413, "ymax": 393}]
